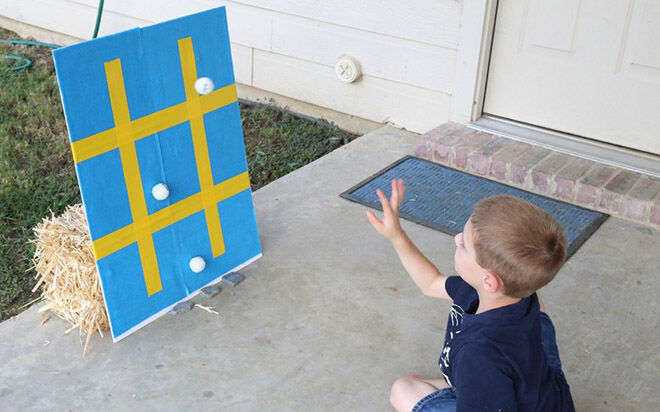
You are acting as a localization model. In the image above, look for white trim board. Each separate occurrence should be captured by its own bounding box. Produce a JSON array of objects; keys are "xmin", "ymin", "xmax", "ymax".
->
[{"xmin": 449, "ymin": 0, "xmax": 496, "ymax": 125}]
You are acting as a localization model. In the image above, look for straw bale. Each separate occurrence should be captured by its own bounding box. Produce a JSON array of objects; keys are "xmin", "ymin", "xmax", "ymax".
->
[{"xmin": 32, "ymin": 203, "xmax": 108, "ymax": 355}]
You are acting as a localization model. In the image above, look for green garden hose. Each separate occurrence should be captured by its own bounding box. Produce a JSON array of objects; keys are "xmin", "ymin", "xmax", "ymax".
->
[
  {"xmin": 2, "ymin": 53, "xmax": 32, "ymax": 71},
  {"xmin": 1, "ymin": 0, "xmax": 104, "ymax": 71},
  {"xmin": 92, "ymin": 0, "xmax": 105, "ymax": 39},
  {"xmin": 0, "ymin": 39, "xmax": 59, "ymax": 71}
]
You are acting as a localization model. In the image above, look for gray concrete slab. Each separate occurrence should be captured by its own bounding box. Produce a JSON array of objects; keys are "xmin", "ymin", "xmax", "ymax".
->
[{"xmin": 1, "ymin": 126, "xmax": 658, "ymax": 411}]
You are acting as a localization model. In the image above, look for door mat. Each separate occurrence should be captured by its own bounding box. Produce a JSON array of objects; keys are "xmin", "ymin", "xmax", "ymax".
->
[{"xmin": 340, "ymin": 156, "xmax": 608, "ymax": 260}]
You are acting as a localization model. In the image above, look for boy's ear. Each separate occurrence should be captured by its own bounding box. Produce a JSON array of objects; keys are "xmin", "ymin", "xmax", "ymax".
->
[{"xmin": 482, "ymin": 271, "xmax": 504, "ymax": 293}]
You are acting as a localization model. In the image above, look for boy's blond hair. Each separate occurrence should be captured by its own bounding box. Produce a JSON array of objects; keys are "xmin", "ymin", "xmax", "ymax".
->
[{"xmin": 470, "ymin": 195, "xmax": 567, "ymax": 298}]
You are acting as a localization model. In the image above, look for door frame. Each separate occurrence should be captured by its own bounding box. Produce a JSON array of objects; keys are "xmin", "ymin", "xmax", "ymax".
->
[
  {"xmin": 456, "ymin": 0, "xmax": 659, "ymax": 176},
  {"xmin": 469, "ymin": 0, "xmax": 498, "ymax": 124}
]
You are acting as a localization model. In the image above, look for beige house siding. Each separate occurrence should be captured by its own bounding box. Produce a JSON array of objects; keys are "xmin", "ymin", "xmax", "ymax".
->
[{"xmin": 0, "ymin": 0, "xmax": 474, "ymax": 133}]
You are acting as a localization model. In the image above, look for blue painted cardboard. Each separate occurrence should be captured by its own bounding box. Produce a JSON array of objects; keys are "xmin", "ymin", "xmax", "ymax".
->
[{"xmin": 52, "ymin": 7, "xmax": 261, "ymax": 341}]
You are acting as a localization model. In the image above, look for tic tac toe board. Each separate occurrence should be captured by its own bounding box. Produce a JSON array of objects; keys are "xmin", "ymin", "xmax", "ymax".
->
[{"xmin": 53, "ymin": 7, "xmax": 261, "ymax": 341}]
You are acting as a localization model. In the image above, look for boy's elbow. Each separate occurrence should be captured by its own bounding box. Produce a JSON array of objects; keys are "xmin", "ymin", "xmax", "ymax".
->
[
  {"xmin": 420, "ymin": 276, "xmax": 450, "ymax": 300},
  {"xmin": 420, "ymin": 282, "xmax": 439, "ymax": 298},
  {"xmin": 421, "ymin": 286, "xmax": 435, "ymax": 297}
]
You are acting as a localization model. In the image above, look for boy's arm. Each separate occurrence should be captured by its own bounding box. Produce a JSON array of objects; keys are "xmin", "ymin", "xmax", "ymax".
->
[
  {"xmin": 390, "ymin": 230, "xmax": 451, "ymax": 300},
  {"xmin": 366, "ymin": 179, "xmax": 451, "ymax": 300}
]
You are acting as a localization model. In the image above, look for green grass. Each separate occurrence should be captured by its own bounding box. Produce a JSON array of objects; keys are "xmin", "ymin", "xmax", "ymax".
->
[
  {"xmin": 0, "ymin": 28, "xmax": 354, "ymax": 321},
  {"xmin": 242, "ymin": 101, "xmax": 349, "ymax": 190}
]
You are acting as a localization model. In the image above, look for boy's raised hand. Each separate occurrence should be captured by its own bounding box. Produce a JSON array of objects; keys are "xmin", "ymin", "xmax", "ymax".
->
[
  {"xmin": 366, "ymin": 179, "xmax": 406, "ymax": 241},
  {"xmin": 365, "ymin": 179, "xmax": 449, "ymax": 301}
]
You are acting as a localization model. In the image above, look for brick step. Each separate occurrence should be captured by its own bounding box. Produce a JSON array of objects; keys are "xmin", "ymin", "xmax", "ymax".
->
[{"xmin": 414, "ymin": 122, "xmax": 660, "ymax": 228}]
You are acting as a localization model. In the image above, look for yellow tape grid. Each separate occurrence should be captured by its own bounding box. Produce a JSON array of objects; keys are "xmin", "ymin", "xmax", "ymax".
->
[
  {"xmin": 73, "ymin": 37, "xmax": 250, "ymax": 296},
  {"xmin": 178, "ymin": 37, "xmax": 226, "ymax": 259}
]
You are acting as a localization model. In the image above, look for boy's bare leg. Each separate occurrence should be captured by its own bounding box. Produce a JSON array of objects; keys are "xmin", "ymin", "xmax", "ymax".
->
[
  {"xmin": 420, "ymin": 378, "xmax": 449, "ymax": 388},
  {"xmin": 407, "ymin": 375, "xmax": 450, "ymax": 389},
  {"xmin": 390, "ymin": 376, "xmax": 450, "ymax": 412}
]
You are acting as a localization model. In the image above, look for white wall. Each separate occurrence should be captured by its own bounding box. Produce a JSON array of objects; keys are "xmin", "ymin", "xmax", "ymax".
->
[{"xmin": 0, "ymin": 0, "xmax": 485, "ymax": 133}]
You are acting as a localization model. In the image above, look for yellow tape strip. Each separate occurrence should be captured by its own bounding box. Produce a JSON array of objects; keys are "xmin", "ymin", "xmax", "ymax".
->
[
  {"xmin": 92, "ymin": 171, "xmax": 251, "ymax": 260},
  {"xmin": 214, "ymin": 171, "xmax": 251, "ymax": 203},
  {"xmin": 91, "ymin": 223, "xmax": 135, "ymax": 261},
  {"xmin": 105, "ymin": 59, "xmax": 163, "ymax": 296},
  {"xmin": 71, "ymin": 86, "xmax": 238, "ymax": 164},
  {"xmin": 178, "ymin": 37, "xmax": 225, "ymax": 258},
  {"xmin": 200, "ymin": 83, "xmax": 237, "ymax": 114}
]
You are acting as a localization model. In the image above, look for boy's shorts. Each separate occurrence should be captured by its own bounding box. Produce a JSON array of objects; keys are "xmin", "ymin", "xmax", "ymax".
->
[
  {"xmin": 412, "ymin": 313, "xmax": 564, "ymax": 412},
  {"xmin": 411, "ymin": 387, "xmax": 457, "ymax": 412}
]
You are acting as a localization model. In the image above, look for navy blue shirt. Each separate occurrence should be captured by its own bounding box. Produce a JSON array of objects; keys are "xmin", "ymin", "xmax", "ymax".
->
[{"xmin": 440, "ymin": 276, "xmax": 574, "ymax": 411}]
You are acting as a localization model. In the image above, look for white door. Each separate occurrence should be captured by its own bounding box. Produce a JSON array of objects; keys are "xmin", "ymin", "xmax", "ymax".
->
[{"xmin": 483, "ymin": 0, "xmax": 660, "ymax": 155}]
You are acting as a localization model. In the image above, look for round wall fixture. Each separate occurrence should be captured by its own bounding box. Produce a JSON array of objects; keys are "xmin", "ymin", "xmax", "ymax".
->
[{"xmin": 335, "ymin": 56, "xmax": 361, "ymax": 83}]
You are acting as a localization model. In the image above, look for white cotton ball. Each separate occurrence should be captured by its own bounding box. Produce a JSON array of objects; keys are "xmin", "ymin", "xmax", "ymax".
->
[
  {"xmin": 194, "ymin": 77, "xmax": 214, "ymax": 95},
  {"xmin": 152, "ymin": 183, "xmax": 169, "ymax": 201},
  {"xmin": 189, "ymin": 256, "xmax": 206, "ymax": 273}
]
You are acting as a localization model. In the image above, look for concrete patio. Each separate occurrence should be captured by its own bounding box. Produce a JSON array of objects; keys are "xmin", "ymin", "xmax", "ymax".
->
[{"xmin": 1, "ymin": 126, "xmax": 658, "ymax": 411}]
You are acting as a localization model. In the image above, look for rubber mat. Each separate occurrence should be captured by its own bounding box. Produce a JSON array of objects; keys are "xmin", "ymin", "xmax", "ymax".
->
[{"xmin": 341, "ymin": 156, "xmax": 608, "ymax": 259}]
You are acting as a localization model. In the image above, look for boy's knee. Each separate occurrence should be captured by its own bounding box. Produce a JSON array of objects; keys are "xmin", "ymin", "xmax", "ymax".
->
[{"xmin": 389, "ymin": 377, "xmax": 412, "ymax": 409}]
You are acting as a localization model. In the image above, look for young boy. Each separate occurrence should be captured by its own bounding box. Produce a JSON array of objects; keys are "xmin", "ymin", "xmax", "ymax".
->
[{"xmin": 367, "ymin": 179, "xmax": 575, "ymax": 412}]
